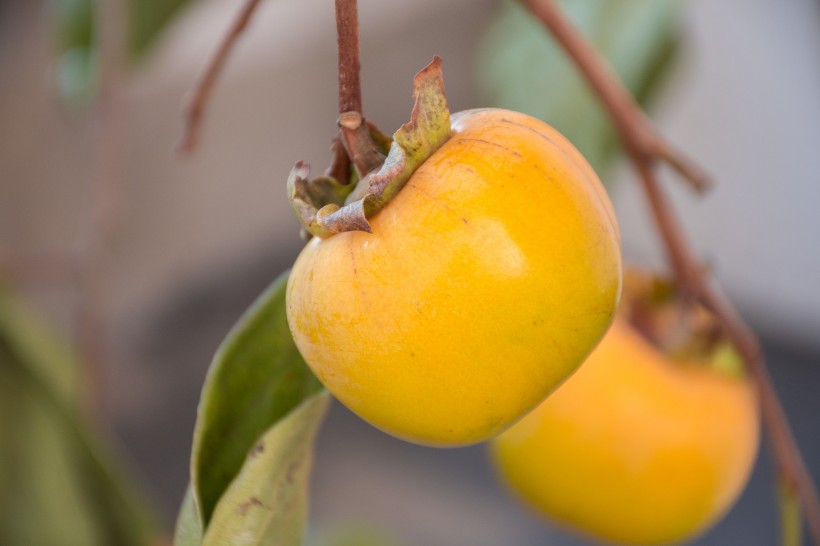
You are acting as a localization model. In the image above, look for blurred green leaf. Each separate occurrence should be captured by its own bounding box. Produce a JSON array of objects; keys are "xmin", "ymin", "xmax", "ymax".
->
[
  {"xmin": 202, "ymin": 392, "xmax": 330, "ymax": 546},
  {"xmin": 52, "ymin": 0, "xmax": 95, "ymax": 53},
  {"xmin": 53, "ymin": 0, "xmax": 197, "ymax": 58},
  {"xmin": 51, "ymin": 0, "xmax": 198, "ymax": 101},
  {"xmin": 0, "ymin": 349, "xmax": 103, "ymax": 545},
  {"xmin": 189, "ymin": 270, "xmax": 325, "ymax": 529},
  {"xmin": 476, "ymin": 0, "xmax": 680, "ymax": 177},
  {"xmin": 50, "ymin": 0, "xmax": 96, "ymax": 103},
  {"xmin": 0, "ymin": 291, "xmax": 156, "ymax": 546},
  {"xmin": 174, "ymin": 487, "xmax": 204, "ymax": 546},
  {"xmin": 56, "ymin": 46, "xmax": 98, "ymax": 103},
  {"xmin": 126, "ymin": 0, "xmax": 197, "ymax": 57},
  {"xmin": 307, "ymin": 523, "xmax": 400, "ymax": 546}
]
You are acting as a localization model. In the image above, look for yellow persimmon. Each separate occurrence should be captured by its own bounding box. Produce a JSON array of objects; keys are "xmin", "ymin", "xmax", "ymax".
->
[
  {"xmin": 491, "ymin": 318, "xmax": 760, "ymax": 544},
  {"xmin": 286, "ymin": 108, "xmax": 621, "ymax": 446}
]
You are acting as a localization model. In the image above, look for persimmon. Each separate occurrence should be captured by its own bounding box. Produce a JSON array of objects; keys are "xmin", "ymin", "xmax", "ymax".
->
[
  {"xmin": 490, "ymin": 314, "xmax": 760, "ymax": 544},
  {"xmin": 285, "ymin": 59, "xmax": 621, "ymax": 446}
]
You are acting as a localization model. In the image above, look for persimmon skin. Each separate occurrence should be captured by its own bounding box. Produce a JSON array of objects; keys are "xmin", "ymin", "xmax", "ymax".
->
[
  {"xmin": 286, "ymin": 108, "xmax": 621, "ymax": 446},
  {"xmin": 491, "ymin": 318, "xmax": 760, "ymax": 544}
]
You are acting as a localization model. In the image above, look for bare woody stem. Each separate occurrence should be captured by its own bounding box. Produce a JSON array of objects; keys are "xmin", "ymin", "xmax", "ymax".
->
[
  {"xmin": 335, "ymin": 0, "xmax": 362, "ymax": 114},
  {"xmin": 178, "ymin": 0, "xmax": 384, "ymax": 175},
  {"xmin": 334, "ymin": 0, "xmax": 384, "ymax": 176},
  {"xmin": 178, "ymin": 0, "xmax": 264, "ymax": 155},
  {"xmin": 522, "ymin": 0, "xmax": 709, "ymax": 194},
  {"xmin": 522, "ymin": 0, "xmax": 820, "ymax": 543}
]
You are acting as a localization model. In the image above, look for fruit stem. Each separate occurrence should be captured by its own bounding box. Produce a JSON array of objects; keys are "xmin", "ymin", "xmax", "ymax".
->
[
  {"xmin": 524, "ymin": 1, "xmax": 820, "ymax": 543},
  {"xmin": 334, "ymin": 0, "xmax": 384, "ymax": 176},
  {"xmin": 335, "ymin": 0, "xmax": 362, "ymax": 116}
]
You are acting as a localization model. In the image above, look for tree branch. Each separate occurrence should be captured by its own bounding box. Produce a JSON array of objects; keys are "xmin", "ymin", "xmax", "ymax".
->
[
  {"xmin": 522, "ymin": 0, "xmax": 820, "ymax": 543},
  {"xmin": 522, "ymin": 0, "xmax": 710, "ymax": 194},
  {"xmin": 178, "ymin": 0, "xmax": 264, "ymax": 156}
]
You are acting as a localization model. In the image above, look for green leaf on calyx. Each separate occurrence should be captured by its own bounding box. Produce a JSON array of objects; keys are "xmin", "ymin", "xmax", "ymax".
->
[
  {"xmin": 186, "ymin": 270, "xmax": 324, "ymax": 534},
  {"xmin": 622, "ymin": 269, "xmax": 746, "ymax": 378},
  {"xmin": 288, "ymin": 56, "xmax": 452, "ymax": 238}
]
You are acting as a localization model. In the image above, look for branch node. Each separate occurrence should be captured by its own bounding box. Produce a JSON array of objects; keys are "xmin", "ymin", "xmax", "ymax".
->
[{"xmin": 339, "ymin": 111, "xmax": 363, "ymax": 130}]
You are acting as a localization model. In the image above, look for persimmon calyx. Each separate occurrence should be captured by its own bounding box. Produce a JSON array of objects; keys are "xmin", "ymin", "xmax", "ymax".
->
[
  {"xmin": 287, "ymin": 56, "xmax": 452, "ymax": 238},
  {"xmin": 622, "ymin": 268, "xmax": 745, "ymax": 377}
]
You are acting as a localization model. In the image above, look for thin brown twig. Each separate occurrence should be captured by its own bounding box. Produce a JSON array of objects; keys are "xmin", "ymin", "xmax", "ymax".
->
[
  {"xmin": 177, "ymin": 0, "xmax": 384, "ymax": 177},
  {"xmin": 0, "ymin": 253, "xmax": 80, "ymax": 286},
  {"xmin": 523, "ymin": 0, "xmax": 820, "ymax": 543},
  {"xmin": 632, "ymin": 160, "xmax": 702, "ymax": 298},
  {"xmin": 522, "ymin": 0, "xmax": 710, "ymax": 194},
  {"xmin": 178, "ymin": 0, "xmax": 264, "ymax": 156},
  {"xmin": 69, "ymin": 0, "xmax": 131, "ymax": 424}
]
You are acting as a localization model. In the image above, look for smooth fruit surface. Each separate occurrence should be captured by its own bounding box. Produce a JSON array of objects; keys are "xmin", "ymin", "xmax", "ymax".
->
[
  {"xmin": 286, "ymin": 108, "xmax": 621, "ymax": 446},
  {"xmin": 491, "ymin": 318, "xmax": 760, "ymax": 544}
]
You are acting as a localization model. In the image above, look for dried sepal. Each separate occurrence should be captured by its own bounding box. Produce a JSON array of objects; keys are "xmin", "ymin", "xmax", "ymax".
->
[
  {"xmin": 288, "ymin": 162, "xmax": 341, "ymax": 239},
  {"xmin": 621, "ymin": 268, "xmax": 742, "ymax": 376},
  {"xmin": 287, "ymin": 57, "xmax": 452, "ymax": 238},
  {"xmin": 347, "ymin": 56, "xmax": 451, "ymax": 208},
  {"xmin": 324, "ymin": 136, "xmax": 352, "ymax": 187},
  {"xmin": 365, "ymin": 120, "xmax": 393, "ymax": 156}
]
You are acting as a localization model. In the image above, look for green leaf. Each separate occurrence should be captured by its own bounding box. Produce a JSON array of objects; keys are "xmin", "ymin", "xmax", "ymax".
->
[
  {"xmin": 0, "ymin": 353, "xmax": 103, "ymax": 546},
  {"xmin": 174, "ymin": 487, "xmax": 204, "ymax": 546},
  {"xmin": 126, "ymin": 0, "xmax": 197, "ymax": 57},
  {"xmin": 51, "ymin": 0, "xmax": 95, "ymax": 54},
  {"xmin": 51, "ymin": 0, "xmax": 196, "ymax": 102},
  {"xmin": 202, "ymin": 392, "xmax": 330, "ymax": 546},
  {"xmin": 190, "ymin": 270, "xmax": 324, "ymax": 528},
  {"xmin": 50, "ymin": 0, "xmax": 97, "ymax": 102},
  {"xmin": 52, "ymin": 0, "xmax": 197, "ymax": 60},
  {"xmin": 177, "ymin": 393, "xmax": 329, "ymax": 546},
  {"xmin": 0, "ymin": 291, "xmax": 156, "ymax": 546},
  {"xmin": 476, "ymin": 0, "xmax": 680, "ymax": 177}
]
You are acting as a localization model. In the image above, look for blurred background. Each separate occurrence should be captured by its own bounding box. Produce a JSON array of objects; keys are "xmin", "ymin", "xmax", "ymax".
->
[{"xmin": 1, "ymin": 0, "xmax": 819, "ymax": 544}]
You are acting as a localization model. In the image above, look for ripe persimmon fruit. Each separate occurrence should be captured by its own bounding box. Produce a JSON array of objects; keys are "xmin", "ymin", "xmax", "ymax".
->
[
  {"xmin": 286, "ymin": 106, "xmax": 621, "ymax": 446},
  {"xmin": 490, "ymin": 310, "xmax": 759, "ymax": 544}
]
